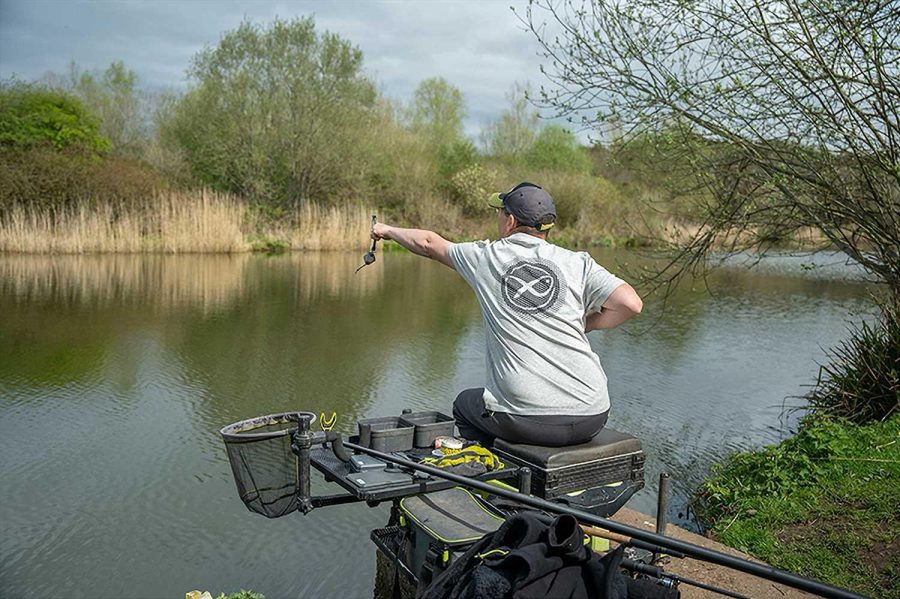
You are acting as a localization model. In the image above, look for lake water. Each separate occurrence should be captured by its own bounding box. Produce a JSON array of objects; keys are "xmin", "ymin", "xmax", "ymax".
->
[{"xmin": 0, "ymin": 250, "xmax": 875, "ymax": 598}]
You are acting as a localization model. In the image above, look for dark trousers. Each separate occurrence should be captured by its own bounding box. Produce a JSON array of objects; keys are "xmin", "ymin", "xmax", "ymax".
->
[{"xmin": 452, "ymin": 388, "xmax": 609, "ymax": 447}]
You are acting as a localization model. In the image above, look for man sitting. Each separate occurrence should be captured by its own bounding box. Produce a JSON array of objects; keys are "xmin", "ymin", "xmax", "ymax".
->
[{"xmin": 371, "ymin": 182, "xmax": 642, "ymax": 446}]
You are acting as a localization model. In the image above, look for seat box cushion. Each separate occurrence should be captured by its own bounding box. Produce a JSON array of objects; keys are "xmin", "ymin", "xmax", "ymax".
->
[{"xmin": 492, "ymin": 427, "xmax": 642, "ymax": 469}]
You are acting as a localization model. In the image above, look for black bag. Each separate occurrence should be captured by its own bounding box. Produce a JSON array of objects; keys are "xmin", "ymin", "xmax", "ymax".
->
[{"xmin": 419, "ymin": 511, "xmax": 629, "ymax": 599}]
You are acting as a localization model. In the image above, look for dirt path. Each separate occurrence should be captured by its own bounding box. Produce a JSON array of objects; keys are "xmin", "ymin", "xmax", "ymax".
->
[{"xmin": 611, "ymin": 508, "xmax": 816, "ymax": 598}]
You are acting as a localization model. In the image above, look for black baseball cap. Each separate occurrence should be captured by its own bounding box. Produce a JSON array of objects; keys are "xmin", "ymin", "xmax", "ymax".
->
[{"xmin": 488, "ymin": 182, "xmax": 557, "ymax": 231}]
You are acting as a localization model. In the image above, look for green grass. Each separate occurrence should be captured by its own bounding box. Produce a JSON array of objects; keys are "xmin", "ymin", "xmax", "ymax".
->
[{"xmin": 693, "ymin": 415, "xmax": 900, "ymax": 597}]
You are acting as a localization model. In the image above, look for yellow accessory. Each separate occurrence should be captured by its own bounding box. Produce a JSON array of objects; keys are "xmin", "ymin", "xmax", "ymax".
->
[
  {"xmin": 420, "ymin": 445, "xmax": 505, "ymax": 472},
  {"xmin": 319, "ymin": 412, "xmax": 337, "ymax": 431}
]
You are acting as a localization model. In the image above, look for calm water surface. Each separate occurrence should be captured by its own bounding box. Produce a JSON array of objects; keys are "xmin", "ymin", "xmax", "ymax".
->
[{"xmin": 0, "ymin": 250, "xmax": 875, "ymax": 598}]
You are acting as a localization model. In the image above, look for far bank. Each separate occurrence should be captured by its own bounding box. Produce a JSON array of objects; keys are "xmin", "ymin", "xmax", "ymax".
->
[{"xmin": 0, "ymin": 188, "xmax": 831, "ymax": 255}]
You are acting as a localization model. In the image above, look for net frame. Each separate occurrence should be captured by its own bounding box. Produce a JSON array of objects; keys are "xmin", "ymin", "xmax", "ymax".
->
[{"xmin": 221, "ymin": 411, "xmax": 316, "ymax": 518}]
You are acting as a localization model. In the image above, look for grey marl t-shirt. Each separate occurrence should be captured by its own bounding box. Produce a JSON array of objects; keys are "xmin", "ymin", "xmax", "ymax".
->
[{"xmin": 448, "ymin": 232, "xmax": 625, "ymax": 416}]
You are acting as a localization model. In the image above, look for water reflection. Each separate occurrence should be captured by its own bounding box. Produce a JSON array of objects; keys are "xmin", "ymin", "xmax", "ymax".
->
[
  {"xmin": 0, "ymin": 252, "xmax": 385, "ymax": 310},
  {"xmin": 0, "ymin": 250, "xmax": 875, "ymax": 598}
]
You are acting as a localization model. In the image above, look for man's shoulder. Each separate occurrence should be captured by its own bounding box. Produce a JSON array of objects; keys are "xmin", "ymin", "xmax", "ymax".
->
[
  {"xmin": 452, "ymin": 238, "xmax": 493, "ymax": 249},
  {"xmin": 449, "ymin": 238, "xmax": 493, "ymax": 258},
  {"xmin": 448, "ymin": 239, "xmax": 493, "ymax": 279},
  {"xmin": 541, "ymin": 242, "xmax": 594, "ymax": 269}
]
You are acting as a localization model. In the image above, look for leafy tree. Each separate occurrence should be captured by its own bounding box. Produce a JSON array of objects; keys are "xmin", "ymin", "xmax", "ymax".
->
[
  {"xmin": 169, "ymin": 17, "xmax": 377, "ymax": 206},
  {"xmin": 436, "ymin": 140, "xmax": 479, "ymax": 182},
  {"xmin": 525, "ymin": 0, "xmax": 900, "ymax": 297},
  {"xmin": 0, "ymin": 82, "xmax": 109, "ymax": 152},
  {"xmin": 483, "ymin": 82, "xmax": 539, "ymax": 160},
  {"xmin": 408, "ymin": 77, "xmax": 466, "ymax": 149},
  {"xmin": 525, "ymin": 125, "xmax": 590, "ymax": 173},
  {"xmin": 49, "ymin": 61, "xmax": 147, "ymax": 157},
  {"xmin": 407, "ymin": 78, "xmax": 479, "ymax": 188}
]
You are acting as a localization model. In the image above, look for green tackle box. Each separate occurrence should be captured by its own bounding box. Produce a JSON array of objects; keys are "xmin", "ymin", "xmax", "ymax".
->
[{"xmin": 398, "ymin": 487, "xmax": 505, "ymax": 586}]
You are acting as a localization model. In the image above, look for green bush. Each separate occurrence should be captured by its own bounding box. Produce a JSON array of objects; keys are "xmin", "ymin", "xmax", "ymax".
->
[
  {"xmin": 0, "ymin": 83, "xmax": 110, "ymax": 152},
  {"xmin": 448, "ymin": 164, "xmax": 493, "ymax": 215},
  {"xmin": 525, "ymin": 125, "xmax": 591, "ymax": 174},
  {"xmin": 0, "ymin": 82, "xmax": 167, "ymax": 213},
  {"xmin": 0, "ymin": 145, "xmax": 165, "ymax": 212},
  {"xmin": 436, "ymin": 140, "xmax": 479, "ymax": 183},
  {"xmin": 804, "ymin": 299, "xmax": 900, "ymax": 423}
]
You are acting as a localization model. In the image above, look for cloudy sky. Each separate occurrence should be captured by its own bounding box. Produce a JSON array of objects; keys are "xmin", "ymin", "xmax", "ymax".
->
[{"xmin": 0, "ymin": 0, "xmax": 572, "ymax": 139}]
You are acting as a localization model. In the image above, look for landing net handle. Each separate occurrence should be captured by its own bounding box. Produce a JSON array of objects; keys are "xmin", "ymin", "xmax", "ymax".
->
[{"xmin": 290, "ymin": 414, "xmax": 313, "ymax": 514}]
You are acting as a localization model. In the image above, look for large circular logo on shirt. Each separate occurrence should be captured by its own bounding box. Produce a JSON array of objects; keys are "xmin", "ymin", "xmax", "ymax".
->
[{"xmin": 501, "ymin": 261, "xmax": 562, "ymax": 315}]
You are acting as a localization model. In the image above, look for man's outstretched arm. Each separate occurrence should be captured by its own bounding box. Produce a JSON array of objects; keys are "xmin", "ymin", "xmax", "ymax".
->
[
  {"xmin": 372, "ymin": 223, "xmax": 454, "ymax": 268},
  {"xmin": 585, "ymin": 284, "xmax": 643, "ymax": 331}
]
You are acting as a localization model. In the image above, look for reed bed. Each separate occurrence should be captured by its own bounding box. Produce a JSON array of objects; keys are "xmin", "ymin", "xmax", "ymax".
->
[
  {"xmin": 0, "ymin": 202, "xmax": 143, "ymax": 254},
  {"xmin": 0, "ymin": 190, "xmax": 374, "ymax": 254},
  {"xmin": 156, "ymin": 190, "xmax": 247, "ymax": 253},
  {"xmin": 289, "ymin": 203, "xmax": 372, "ymax": 251}
]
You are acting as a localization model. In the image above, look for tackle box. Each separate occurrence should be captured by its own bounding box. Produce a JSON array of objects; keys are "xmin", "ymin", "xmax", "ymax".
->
[
  {"xmin": 492, "ymin": 427, "xmax": 645, "ymax": 499},
  {"xmin": 398, "ymin": 487, "xmax": 505, "ymax": 585},
  {"xmin": 398, "ymin": 411, "xmax": 455, "ymax": 448},
  {"xmin": 358, "ymin": 416, "xmax": 415, "ymax": 453}
]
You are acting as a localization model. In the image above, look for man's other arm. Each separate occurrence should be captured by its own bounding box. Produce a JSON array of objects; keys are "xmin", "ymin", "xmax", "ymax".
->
[
  {"xmin": 585, "ymin": 284, "xmax": 643, "ymax": 331},
  {"xmin": 372, "ymin": 223, "xmax": 454, "ymax": 268}
]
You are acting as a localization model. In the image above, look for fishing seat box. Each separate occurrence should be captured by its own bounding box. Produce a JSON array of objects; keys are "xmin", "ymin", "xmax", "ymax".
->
[{"xmin": 492, "ymin": 427, "xmax": 645, "ymax": 499}]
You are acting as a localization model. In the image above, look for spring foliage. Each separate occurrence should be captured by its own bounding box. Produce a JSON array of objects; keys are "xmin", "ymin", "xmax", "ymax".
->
[
  {"xmin": 167, "ymin": 17, "xmax": 378, "ymax": 205},
  {"xmin": 0, "ymin": 83, "xmax": 109, "ymax": 152}
]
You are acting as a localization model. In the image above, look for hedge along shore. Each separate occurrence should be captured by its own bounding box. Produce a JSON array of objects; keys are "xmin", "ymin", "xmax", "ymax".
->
[{"xmin": 0, "ymin": 190, "xmax": 374, "ymax": 254}]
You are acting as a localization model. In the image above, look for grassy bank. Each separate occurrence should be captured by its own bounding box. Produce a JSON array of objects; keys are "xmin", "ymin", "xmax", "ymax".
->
[
  {"xmin": 0, "ymin": 190, "xmax": 373, "ymax": 253},
  {"xmin": 693, "ymin": 415, "xmax": 900, "ymax": 597},
  {"xmin": 0, "ymin": 187, "xmax": 680, "ymax": 254}
]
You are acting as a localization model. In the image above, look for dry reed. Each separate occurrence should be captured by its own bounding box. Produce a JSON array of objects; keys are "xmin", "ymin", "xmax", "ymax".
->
[
  {"xmin": 0, "ymin": 190, "xmax": 374, "ymax": 254},
  {"xmin": 290, "ymin": 203, "xmax": 372, "ymax": 251}
]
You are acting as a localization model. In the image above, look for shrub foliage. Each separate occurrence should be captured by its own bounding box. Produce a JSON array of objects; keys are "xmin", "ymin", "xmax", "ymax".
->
[
  {"xmin": 804, "ymin": 300, "xmax": 900, "ymax": 423},
  {"xmin": 0, "ymin": 83, "xmax": 109, "ymax": 152}
]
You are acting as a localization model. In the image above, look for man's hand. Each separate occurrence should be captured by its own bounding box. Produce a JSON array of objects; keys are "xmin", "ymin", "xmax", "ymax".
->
[
  {"xmin": 371, "ymin": 223, "xmax": 392, "ymax": 241},
  {"xmin": 371, "ymin": 223, "xmax": 453, "ymax": 268}
]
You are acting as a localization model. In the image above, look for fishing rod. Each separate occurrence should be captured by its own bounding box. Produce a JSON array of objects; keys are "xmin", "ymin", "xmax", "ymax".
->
[
  {"xmin": 303, "ymin": 430, "xmax": 864, "ymax": 599},
  {"xmin": 620, "ymin": 558, "xmax": 749, "ymax": 599}
]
